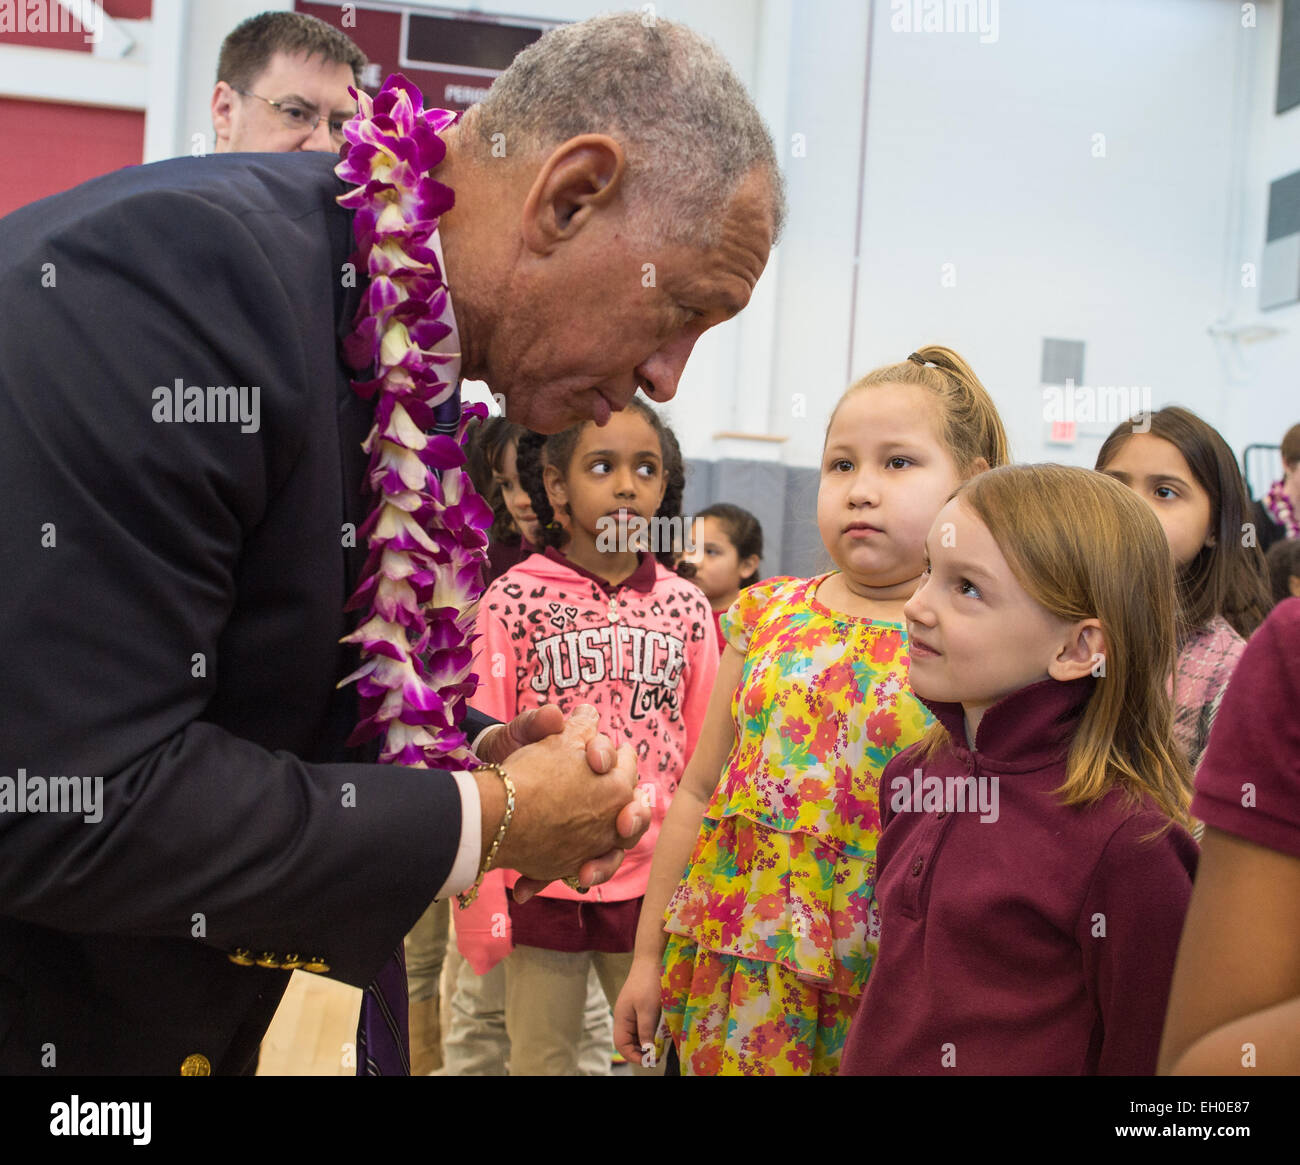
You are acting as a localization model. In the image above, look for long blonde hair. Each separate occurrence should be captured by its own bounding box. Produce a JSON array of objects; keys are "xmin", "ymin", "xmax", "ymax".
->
[
  {"xmin": 920, "ymin": 464, "xmax": 1192, "ymax": 826},
  {"xmin": 828, "ymin": 345, "xmax": 1011, "ymax": 473}
]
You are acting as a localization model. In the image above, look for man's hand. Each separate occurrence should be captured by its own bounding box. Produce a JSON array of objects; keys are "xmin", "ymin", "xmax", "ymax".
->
[
  {"xmin": 474, "ymin": 704, "xmax": 615, "ymax": 778},
  {"xmin": 473, "ymin": 705, "xmax": 649, "ymax": 902}
]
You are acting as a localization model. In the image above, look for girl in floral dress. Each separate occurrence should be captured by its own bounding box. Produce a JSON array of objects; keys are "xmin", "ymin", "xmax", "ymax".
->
[{"xmin": 612, "ymin": 347, "xmax": 1010, "ymax": 1075}]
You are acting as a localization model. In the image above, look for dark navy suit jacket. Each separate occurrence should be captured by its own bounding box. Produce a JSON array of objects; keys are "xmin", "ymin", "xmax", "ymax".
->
[{"xmin": 0, "ymin": 152, "xmax": 490, "ymax": 1074}]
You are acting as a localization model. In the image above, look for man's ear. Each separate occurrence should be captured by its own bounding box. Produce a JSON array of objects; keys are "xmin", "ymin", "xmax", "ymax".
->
[
  {"xmin": 1048, "ymin": 619, "xmax": 1107, "ymax": 682},
  {"xmin": 211, "ymin": 82, "xmax": 236, "ymax": 149},
  {"xmin": 520, "ymin": 135, "xmax": 627, "ymax": 254}
]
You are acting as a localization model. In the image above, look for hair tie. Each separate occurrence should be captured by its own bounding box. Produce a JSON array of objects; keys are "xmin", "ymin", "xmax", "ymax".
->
[{"xmin": 907, "ymin": 352, "xmax": 936, "ymax": 368}]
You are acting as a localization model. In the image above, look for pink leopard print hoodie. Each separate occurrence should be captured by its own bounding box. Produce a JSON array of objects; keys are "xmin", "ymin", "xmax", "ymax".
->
[{"xmin": 455, "ymin": 549, "xmax": 719, "ymax": 972}]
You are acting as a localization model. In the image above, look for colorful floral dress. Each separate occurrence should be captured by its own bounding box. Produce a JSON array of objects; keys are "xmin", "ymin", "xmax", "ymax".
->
[{"xmin": 657, "ymin": 574, "xmax": 932, "ymax": 1075}]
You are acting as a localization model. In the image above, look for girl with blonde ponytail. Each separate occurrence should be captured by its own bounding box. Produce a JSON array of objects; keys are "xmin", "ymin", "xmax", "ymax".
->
[
  {"xmin": 841, "ymin": 345, "xmax": 1010, "ymax": 475},
  {"xmin": 615, "ymin": 346, "xmax": 1008, "ymax": 1074}
]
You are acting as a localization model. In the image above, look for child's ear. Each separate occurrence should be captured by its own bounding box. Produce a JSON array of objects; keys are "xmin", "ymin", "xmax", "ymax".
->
[
  {"xmin": 738, "ymin": 553, "xmax": 761, "ymax": 579},
  {"xmin": 542, "ymin": 463, "xmax": 567, "ymax": 512},
  {"xmin": 1048, "ymin": 619, "xmax": 1107, "ymax": 682}
]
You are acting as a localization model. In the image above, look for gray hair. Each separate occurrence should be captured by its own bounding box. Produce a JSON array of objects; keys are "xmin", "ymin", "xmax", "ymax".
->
[{"xmin": 469, "ymin": 11, "xmax": 785, "ymax": 248}]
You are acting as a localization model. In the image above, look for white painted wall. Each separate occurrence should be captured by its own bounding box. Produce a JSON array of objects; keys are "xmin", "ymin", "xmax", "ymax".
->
[
  {"xmin": 1232, "ymin": 0, "xmax": 1300, "ymax": 465},
  {"xmin": 765, "ymin": 0, "xmax": 1295, "ymax": 470},
  {"xmin": 822, "ymin": 0, "xmax": 1232, "ymax": 470},
  {"xmin": 747, "ymin": 0, "xmax": 871, "ymax": 462}
]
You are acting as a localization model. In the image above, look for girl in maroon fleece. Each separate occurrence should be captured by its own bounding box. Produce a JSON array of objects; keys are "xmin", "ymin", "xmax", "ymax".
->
[{"xmin": 841, "ymin": 464, "xmax": 1198, "ymax": 1076}]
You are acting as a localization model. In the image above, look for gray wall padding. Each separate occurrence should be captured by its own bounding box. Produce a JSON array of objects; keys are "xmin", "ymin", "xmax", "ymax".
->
[{"xmin": 683, "ymin": 458, "xmax": 829, "ymax": 582}]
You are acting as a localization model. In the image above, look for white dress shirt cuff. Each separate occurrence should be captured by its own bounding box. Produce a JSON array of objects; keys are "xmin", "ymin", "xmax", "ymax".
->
[{"xmin": 435, "ymin": 769, "xmax": 482, "ymax": 899}]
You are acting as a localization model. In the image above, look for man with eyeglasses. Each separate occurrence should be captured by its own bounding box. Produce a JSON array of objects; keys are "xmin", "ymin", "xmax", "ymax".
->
[{"xmin": 210, "ymin": 10, "xmax": 365, "ymax": 154}]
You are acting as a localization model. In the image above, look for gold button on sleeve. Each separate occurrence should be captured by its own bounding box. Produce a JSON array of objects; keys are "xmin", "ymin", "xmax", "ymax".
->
[
  {"xmin": 180, "ymin": 1053, "xmax": 211, "ymax": 1076},
  {"xmin": 227, "ymin": 948, "xmax": 255, "ymax": 967}
]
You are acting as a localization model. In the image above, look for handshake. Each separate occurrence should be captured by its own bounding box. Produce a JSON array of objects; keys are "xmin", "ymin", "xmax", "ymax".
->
[{"xmin": 470, "ymin": 703, "xmax": 648, "ymax": 901}]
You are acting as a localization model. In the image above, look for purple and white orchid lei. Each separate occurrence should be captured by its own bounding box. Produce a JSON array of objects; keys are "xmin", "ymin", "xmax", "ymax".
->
[{"xmin": 335, "ymin": 76, "xmax": 493, "ymax": 772}]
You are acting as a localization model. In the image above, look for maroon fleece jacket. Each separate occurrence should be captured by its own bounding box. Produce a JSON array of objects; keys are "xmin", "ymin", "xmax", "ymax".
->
[{"xmin": 840, "ymin": 676, "xmax": 1197, "ymax": 1076}]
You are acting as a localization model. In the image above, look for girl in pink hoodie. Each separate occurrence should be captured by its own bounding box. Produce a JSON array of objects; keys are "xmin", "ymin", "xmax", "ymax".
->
[{"xmin": 456, "ymin": 399, "xmax": 718, "ymax": 1075}]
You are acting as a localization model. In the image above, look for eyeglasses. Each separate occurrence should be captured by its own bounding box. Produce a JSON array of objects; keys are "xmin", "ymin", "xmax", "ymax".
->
[{"xmin": 234, "ymin": 89, "xmax": 353, "ymax": 145}]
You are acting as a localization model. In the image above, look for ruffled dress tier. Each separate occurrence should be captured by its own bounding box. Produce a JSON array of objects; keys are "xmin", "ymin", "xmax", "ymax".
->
[{"xmin": 657, "ymin": 575, "xmax": 931, "ymax": 1075}]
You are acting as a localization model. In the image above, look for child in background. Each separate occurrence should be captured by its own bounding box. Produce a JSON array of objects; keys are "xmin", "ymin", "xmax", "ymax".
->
[
  {"xmin": 410, "ymin": 417, "xmax": 538, "ymax": 1073},
  {"xmin": 681, "ymin": 503, "xmax": 763, "ymax": 653},
  {"xmin": 438, "ymin": 416, "xmax": 554, "ymax": 1076},
  {"xmin": 1249, "ymin": 421, "xmax": 1300, "ymax": 552},
  {"xmin": 1096, "ymin": 406, "xmax": 1271, "ymax": 771},
  {"xmin": 466, "ymin": 416, "xmax": 543, "ymax": 582},
  {"xmin": 460, "ymin": 398, "xmax": 718, "ymax": 1076},
  {"xmin": 842, "ymin": 465, "xmax": 1198, "ymax": 1076},
  {"xmin": 445, "ymin": 413, "xmax": 636, "ymax": 1075},
  {"xmin": 614, "ymin": 347, "xmax": 1009, "ymax": 1075},
  {"xmin": 1265, "ymin": 537, "xmax": 1300, "ymax": 607}
]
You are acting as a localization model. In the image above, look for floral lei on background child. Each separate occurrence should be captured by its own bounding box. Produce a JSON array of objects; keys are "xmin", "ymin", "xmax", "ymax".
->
[
  {"xmin": 1264, "ymin": 478, "xmax": 1299, "ymax": 540},
  {"xmin": 334, "ymin": 74, "xmax": 492, "ymax": 1074}
]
